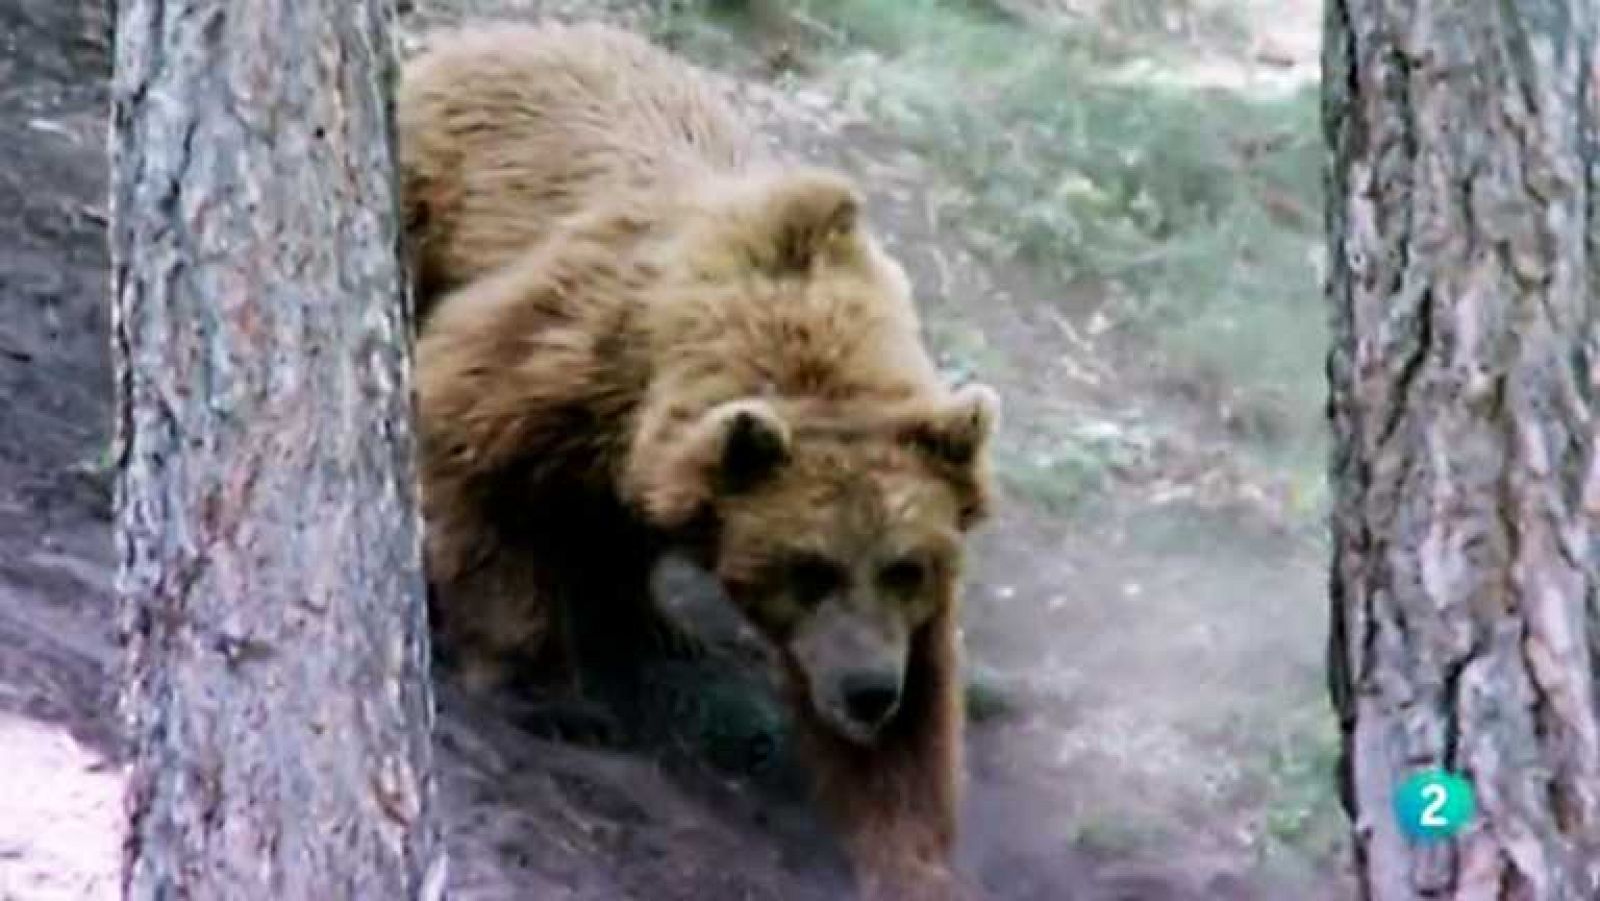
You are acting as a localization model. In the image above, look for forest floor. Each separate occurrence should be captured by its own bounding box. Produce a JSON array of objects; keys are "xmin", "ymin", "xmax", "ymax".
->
[{"xmin": 0, "ymin": 0, "xmax": 1353, "ymax": 898}]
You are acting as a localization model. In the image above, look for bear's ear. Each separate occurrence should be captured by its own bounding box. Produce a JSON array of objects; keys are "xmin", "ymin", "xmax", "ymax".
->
[
  {"xmin": 635, "ymin": 399, "xmax": 792, "ymax": 528},
  {"xmin": 903, "ymin": 383, "xmax": 1001, "ymax": 529},
  {"xmin": 711, "ymin": 399, "xmax": 792, "ymax": 492},
  {"xmin": 903, "ymin": 382, "xmax": 1001, "ymax": 469},
  {"xmin": 748, "ymin": 169, "xmax": 862, "ymax": 273}
]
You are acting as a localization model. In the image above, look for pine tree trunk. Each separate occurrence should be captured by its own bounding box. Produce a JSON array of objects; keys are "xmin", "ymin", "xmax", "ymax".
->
[
  {"xmin": 109, "ymin": 2, "xmax": 444, "ymax": 898},
  {"xmin": 1325, "ymin": 0, "xmax": 1600, "ymax": 898}
]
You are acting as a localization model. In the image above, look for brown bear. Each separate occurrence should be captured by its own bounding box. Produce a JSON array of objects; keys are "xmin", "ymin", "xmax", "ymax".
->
[{"xmin": 399, "ymin": 23, "xmax": 1000, "ymax": 900}]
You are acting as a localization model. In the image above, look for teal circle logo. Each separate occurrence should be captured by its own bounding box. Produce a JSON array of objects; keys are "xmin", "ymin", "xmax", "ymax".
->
[{"xmin": 1393, "ymin": 769, "xmax": 1475, "ymax": 843}]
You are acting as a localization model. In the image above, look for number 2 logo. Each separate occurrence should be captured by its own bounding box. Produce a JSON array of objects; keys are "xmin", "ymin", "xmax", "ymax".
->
[
  {"xmin": 1395, "ymin": 770, "xmax": 1475, "ymax": 842},
  {"xmin": 1418, "ymin": 783, "xmax": 1449, "ymax": 827}
]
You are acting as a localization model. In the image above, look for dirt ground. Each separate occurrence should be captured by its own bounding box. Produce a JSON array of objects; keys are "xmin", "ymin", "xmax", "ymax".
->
[{"xmin": 0, "ymin": 1, "xmax": 1350, "ymax": 899}]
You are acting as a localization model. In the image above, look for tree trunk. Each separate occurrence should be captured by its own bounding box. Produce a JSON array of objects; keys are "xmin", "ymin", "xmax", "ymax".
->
[
  {"xmin": 109, "ymin": 2, "xmax": 444, "ymax": 898},
  {"xmin": 1325, "ymin": 1, "xmax": 1600, "ymax": 898}
]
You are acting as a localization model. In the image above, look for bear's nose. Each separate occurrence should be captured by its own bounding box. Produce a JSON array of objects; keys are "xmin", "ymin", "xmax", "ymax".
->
[{"xmin": 840, "ymin": 671, "xmax": 901, "ymax": 727}]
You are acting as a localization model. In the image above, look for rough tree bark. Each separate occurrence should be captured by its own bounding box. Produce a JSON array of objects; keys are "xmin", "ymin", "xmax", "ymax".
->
[
  {"xmin": 109, "ymin": 2, "xmax": 444, "ymax": 898},
  {"xmin": 1325, "ymin": 1, "xmax": 1600, "ymax": 898}
]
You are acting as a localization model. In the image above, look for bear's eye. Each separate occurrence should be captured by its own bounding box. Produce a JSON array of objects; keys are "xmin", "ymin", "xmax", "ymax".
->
[
  {"xmin": 879, "ymin": 556, "xmax": 927, "ymax": 595},
  {"xmin": 787, "ymin": 553, "xmax": 843, "ymax": 608}
]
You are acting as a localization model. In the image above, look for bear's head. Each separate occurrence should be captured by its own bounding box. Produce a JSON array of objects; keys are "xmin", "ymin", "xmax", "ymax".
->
[
  {"xmin": 659, "ymin": 388, "xmax": 999, "ymax": 745},
  {"xmin": 631, "ymin": 167, "xmax": 1002, "ymax": 744}
]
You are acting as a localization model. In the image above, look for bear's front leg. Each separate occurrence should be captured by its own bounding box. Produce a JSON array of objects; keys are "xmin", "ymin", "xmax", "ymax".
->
[
  {"xmin": 435, "ymin": 531, "xmax": 661, "ymax": 744},
  {"xmin": 793, "ymin": 607, "xmax": 983, "ymax": 901},
  {"xmin": 547, "ymin": 528, "xmax": 712, "ymax": 711},
  {"xmin": 422, "ymin": 496, "xmax": 628, "ymax": 744},
  {"xmin": 426, "ymin": 517, "xmax": 574, "ymax": 697}
]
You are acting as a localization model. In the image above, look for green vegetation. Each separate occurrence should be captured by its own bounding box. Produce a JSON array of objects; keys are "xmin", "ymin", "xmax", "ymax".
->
[
  {"xmin": 1251, "ymin": 708, "xmax": 1346, "ymax": 863},
  {"xmin": 1071, "ymin": 809, "xmax": 1177, "ymax": 856},
  {"xmin": 994, "ymin": 418, "xmax": 1150, "ymax": 516},
  {"xmin": 815, "ymin": 2, "xmax": 1323, "ymax": 464}
]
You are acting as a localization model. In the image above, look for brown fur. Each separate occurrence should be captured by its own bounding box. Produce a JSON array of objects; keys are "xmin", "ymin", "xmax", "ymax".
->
[
  {"xmin": 401, "ymin": 23, "xmax": 999, "ymax": 900},
  {"xmin": 400, "ymin": 22, "xmax": 762, "ymax": 304}
]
